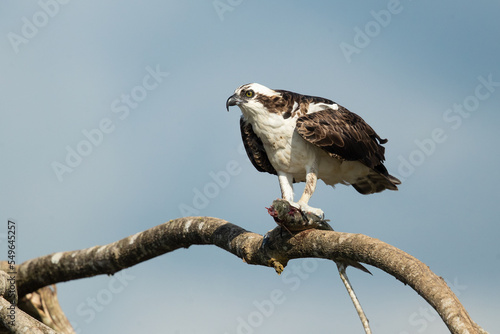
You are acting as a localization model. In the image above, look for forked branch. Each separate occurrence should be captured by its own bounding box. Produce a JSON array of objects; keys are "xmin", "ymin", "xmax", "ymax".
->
[{"xmin": 7, "ymin": 217, "xmax": 488, "ymax": 334}]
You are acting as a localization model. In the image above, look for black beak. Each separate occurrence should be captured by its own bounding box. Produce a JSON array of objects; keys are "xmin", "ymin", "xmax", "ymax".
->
[{"xmin": 226, "ymin": 94, "xmax": 242, "ymax": 111}]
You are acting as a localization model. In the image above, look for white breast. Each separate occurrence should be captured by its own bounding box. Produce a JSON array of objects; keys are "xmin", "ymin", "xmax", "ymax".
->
[{"xmin": 243, "ymin": 111, "xmax": 316, "ymax": 175}]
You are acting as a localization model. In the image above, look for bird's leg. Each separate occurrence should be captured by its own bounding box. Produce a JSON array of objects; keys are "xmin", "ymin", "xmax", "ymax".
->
[
  {"xmin": 278, "ymin": 172, "xmax": 294, "ymax": 202},
  {"xmin": 262, "ymin": 173, "xmax": 295, "ymax": 242},
  {"xmin": 297, "ymin": 161, "xmax": 324, "ymax": 218},
  {"xmin": 278, "ymin": 172, "xmax": 307, "ymax": 213},
  {"xmin": 298, "ymin": 170, "xmax": 317, "ymax": 204}
]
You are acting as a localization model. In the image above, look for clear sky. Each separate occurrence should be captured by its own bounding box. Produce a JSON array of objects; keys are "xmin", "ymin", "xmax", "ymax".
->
[{"xmin": 1, "ymin": 1, "xmax": 499, "ymax": 333}]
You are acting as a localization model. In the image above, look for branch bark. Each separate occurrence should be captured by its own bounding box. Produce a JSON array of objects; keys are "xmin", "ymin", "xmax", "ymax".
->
[
  {"xmin": 0, "ymin": 297, "xmax": 60, "ymax": 334},
  {"xmin": 18, "ymin": 286, "xmax": 75, "ymax": 334},
  {"xmin": 13, "ymin": 217, "xmax": 487, "ymax": 334}
]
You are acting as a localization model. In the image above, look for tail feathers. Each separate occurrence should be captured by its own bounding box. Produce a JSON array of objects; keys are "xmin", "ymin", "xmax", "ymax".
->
[
  {"xmin": 352, "ymin": 170, "xmax": 401, "ymax": 195},
  {"xmin": 388, "ymin": 174, "xmax": 401, "ymax": 185}
]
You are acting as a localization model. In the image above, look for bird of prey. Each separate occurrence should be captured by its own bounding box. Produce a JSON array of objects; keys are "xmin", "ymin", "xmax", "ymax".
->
[{"xmin": 226, "ymin": 83, "xmax": 400, "ymax": 218}]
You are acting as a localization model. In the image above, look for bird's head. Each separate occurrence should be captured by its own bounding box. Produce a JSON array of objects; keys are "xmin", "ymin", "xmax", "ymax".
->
[{"xmin": 226, "ymin": 83, "xmax": 281, "ymax": 116}]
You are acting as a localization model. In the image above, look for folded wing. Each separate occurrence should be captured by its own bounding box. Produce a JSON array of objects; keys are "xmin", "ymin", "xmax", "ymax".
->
[{"xmin": 295, "ymin": 106, "xmax": 401, "ymax": 194}]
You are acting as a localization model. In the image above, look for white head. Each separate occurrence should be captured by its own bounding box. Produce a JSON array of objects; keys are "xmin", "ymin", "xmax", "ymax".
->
[{"xmin": 226, "ymin": 83, "xmax": 281, "ymax": 117}]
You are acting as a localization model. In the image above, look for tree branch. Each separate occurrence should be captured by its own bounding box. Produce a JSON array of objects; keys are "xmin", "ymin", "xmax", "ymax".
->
[
  {"xmin": 0, "ymin": 297, "xmax": 60, "ymax": 334},
  {"xmin": 337, "ymin": 262, "xmax": 371, "ymax": 334},
  {"xmin": 18, "ymin": 286, "xmax": 75, "ymax": 334},
  {"xmin": 14, "ymin": 217, "xmax": 487, "ymax": 334}
]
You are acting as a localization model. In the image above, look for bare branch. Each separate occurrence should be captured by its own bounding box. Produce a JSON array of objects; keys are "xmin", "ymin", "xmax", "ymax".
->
[
  {"xmin": 0, "ymin": 263, "xmax": 75, "ymax": 334},
  {"xmin": 337, "ymin": 263, "xmax": 371, "ymax": 334},
  {"xmin": 15, "ymin": 218, "xmax": 255, "ymax": 296},
  {"xmin": 18, "ymin": 286, "xmax": 76, "ymax": 334},
  {"xmin": 0, "ymin": 297, "xmax": 60, "ymax": 334},
  {"xmin": 13, "ymin": 217, "xmax": 487, "ymax": 334}
]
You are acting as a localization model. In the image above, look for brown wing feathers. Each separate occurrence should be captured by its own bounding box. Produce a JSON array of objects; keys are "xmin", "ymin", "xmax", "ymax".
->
[
  {"xmin": 240, "ymin": 117, "xmax": 277, "ymax": 176},
  {"xmin": 295, "ymin": 106, "xmax": 401, "ymax": 194},
  {"xmin": 296, "ymin": 106, "xmax": 386, "ymax": 169}
]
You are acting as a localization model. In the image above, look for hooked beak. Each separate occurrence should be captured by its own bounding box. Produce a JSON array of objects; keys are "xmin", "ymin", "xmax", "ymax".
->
[{"xmin": 226, "ymin": 94, "xmax": 243, "ymax": 111}]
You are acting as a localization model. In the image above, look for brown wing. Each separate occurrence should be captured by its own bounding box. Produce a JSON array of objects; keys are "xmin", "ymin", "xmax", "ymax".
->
[
  {"xmin": 240, "ymin": 117, "xmax": 277, "ymax": 176},
  {"xmin": 295, "ymin": 106, "xmax": 401, "ymax": 194},
  {"xmin": 296, "ymin": 106, "xmax": 387, "ymax": 167}
]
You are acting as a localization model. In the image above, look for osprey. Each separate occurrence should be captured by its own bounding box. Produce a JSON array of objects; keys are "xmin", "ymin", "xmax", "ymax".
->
[{"xmin": 226, "ymin": 83, "xmax": 400, "ymax": 218}]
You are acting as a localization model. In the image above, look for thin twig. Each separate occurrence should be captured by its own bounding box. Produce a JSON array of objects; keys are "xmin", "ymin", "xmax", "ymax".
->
[{"xmin": 337, "ymin": 262, "xmax": 371, "ymax": 334}]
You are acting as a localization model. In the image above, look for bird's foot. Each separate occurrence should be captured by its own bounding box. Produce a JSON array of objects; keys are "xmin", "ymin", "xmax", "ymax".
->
[
  {"xmin": 292, "ymin": 201, "xmax": 325, "ymax": 220},
  {"xmin": 267, "ymin": 199, "xmax": 332, "ymax": 232}
]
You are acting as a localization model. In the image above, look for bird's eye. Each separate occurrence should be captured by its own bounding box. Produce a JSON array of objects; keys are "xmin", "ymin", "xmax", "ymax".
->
[{"xmin": 245, "ymin": 90, "xmax": 254, "ymax": 98}]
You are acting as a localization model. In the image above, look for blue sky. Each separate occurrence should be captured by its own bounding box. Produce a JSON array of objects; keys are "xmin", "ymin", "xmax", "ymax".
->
[{"xmin": 1, "ymin": 1, "xmax": 499, "ymax": 333}]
